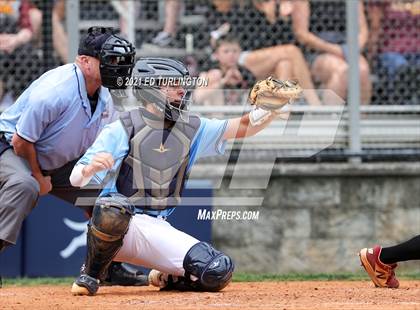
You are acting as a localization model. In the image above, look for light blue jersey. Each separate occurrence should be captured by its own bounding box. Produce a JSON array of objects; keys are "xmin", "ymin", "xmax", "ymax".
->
[
  {"xmin": 76, "ymin": 115, "xmax": 228, "ymax": 217},
  {"xmin": 0, "ymin": 64, "xmax": 113, "ymax": 170}
]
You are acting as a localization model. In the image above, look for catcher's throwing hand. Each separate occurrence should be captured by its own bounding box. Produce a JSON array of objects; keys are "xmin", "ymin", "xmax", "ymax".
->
[
  {"xmin": 82, "ymin": 152, "xmax": 114, "ymax": 178},
  {"xmin": 248, "ymin": 77, "xmax": 302, "ymax": 111}
]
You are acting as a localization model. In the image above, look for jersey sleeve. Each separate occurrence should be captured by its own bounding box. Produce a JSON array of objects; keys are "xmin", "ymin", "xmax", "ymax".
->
[
  {"xmin": 190, "ymin": 117, "xmax": 228, "ymax": 160},
  {"xmin": 76, "ymin": 120, "xmax": 129, "ymax": 185},
  {"xmin": 15, "ymin": 88, "xmax": 63, "ymax": 142}
]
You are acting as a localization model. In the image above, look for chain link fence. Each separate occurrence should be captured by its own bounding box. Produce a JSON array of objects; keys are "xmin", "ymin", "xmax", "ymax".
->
[{"xmin": 0, "ymin": 0, "xmax": 419, "ymax": 160}]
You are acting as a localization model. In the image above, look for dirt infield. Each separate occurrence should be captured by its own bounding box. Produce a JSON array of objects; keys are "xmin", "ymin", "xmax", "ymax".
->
[{"xmin": 1, "ymin": 281, "xmax": 420, "ymax": 310}]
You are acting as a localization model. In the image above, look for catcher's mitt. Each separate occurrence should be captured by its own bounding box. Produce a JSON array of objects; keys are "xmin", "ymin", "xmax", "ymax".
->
[{"xmin": 248, "ymin": 77, "xmax": 302, "ymax": 110}]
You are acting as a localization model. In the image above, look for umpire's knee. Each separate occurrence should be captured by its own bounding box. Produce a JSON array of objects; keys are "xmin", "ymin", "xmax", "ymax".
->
[
  {"xmin": 184, "ymin": 242, "xmax": 235, "ymax": 292},
  {"xmin": 7, "ymin": 176, "xmax": 39, "ymax": 212}
]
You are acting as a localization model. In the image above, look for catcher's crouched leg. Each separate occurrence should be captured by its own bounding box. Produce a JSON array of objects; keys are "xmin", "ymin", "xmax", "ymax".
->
[
  {"xmin": 157, "ymin": 242, "xmax": 234, "ymax": 292},
  {"xmin": 71, "ymin": 193, "xmax": 134, "ymax": 296}
]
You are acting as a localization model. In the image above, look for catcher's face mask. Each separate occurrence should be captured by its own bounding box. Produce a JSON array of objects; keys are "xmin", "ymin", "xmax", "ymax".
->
[
  {"xmin": 157, "ymin": 80, "xmax": 192, "ymax": 122},
  {"xmin": 135, "ymin": 78, "xmax": 192, "ymax": 122}
]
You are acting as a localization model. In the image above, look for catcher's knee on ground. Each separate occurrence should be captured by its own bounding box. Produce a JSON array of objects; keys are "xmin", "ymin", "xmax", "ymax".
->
[
  {"xmin": 72, "ymin": 193, "xmax": 134, "ymax": 295},
  {"xmin": 183, "ymin": 242, "xmax": 234, "ymax": 292}
]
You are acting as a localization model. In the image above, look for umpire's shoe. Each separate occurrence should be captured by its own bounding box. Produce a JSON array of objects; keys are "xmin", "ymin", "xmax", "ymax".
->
[
  {"xmin": 71, "ymin": 274, "xmax": 99, "ymax": 296},
  {"xmin": 103, "ymin": 262, "xmax": 149, "ymax": 286}
]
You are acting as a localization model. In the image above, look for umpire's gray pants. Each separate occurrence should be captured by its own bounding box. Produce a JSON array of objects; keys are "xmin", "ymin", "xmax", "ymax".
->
[
  {"xmin": 0, "ymin": 149, "xmax": 39, "ymax": 244},
  {"xmin": 0, "ymin": 149, "xmax": 100, "ymax": 245}
]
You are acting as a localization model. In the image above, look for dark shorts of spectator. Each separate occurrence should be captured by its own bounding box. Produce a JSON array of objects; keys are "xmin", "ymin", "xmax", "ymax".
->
[{"xmin": 378, "ymin": 52, "xmax": 420, "ymax": 78}]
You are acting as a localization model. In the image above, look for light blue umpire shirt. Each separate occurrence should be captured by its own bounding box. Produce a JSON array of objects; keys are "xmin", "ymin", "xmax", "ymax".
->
[
  {"xmin": 76, "ymin": 115, "xmax": 228, "ymax": 217},
  {"xmin": 0, "ymin": 63, "xmax": 113, "ymax": 171}
]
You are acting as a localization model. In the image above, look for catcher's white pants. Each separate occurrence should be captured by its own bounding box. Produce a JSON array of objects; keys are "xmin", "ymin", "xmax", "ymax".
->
[{"xmin": 114, "ymin": 214, "xmax": 200, "ymax": 276}]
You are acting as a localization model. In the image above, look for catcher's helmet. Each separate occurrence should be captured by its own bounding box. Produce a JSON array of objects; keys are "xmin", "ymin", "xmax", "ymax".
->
[
  {"xmin": 78, "ymin": 27, "xmax": 135, "ymax": 89},
  {"xmin": 132, "ymin": 57, "xmax": 192, "ymax": 122}
]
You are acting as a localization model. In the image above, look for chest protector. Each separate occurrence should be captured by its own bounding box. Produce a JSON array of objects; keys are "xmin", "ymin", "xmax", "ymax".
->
[{"xmin": 116, "ymin": 108, "xmax": 201, "ymax": 211}]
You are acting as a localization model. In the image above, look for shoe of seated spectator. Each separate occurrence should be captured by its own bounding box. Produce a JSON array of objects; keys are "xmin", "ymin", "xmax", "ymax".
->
[
  {"xmin": 151, "ymin": 31, "xmax": 174, "ymax": 47},
  {"xmin": 359, "ymin": 245, "xmax": 399, "ymax": 288}
]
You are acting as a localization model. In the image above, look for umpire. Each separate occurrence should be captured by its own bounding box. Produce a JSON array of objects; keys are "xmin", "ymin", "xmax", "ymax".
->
[{"xmin": 0, "ymin": 27, "xmax": 145, "ymax": 287}]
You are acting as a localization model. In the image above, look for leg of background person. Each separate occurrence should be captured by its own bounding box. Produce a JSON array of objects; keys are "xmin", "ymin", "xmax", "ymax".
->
[
  {"xmin": 0, "ymin": 149, "xmax": 40, "ymax": 246},
  {"xmin": 359, "ymin": 56, "xmax": 372, "ymax": 105},
  {"xmin": 152, "ymin": 0, "xmax": 181, "ymax": 46},
  {"xmin": 285, "ymin": 45, "xmax": 322, "ymax": 105},
  {"xmin": 29, "ymin": 6, "xmax": 43, "ymax": 45},
  {"xmin": 312, "ymin": 53, "xmax": 348, "ymax": 105},
  {"xmin": 274, "ymin": 59, "xmax": 293, "ymax": 80},
  {"xmin": 244, "ymin": 45, "xmax": 322, "ymax": 105},
  {"xmin": 379, "ymin": 235, "xmax": 420, "ymax": 265},
  {"xmin": 163, "ymin": 0, "xmax": 180, "ymax": 36},
  {"xmin": 313, "ymin": 53, "xmax": 372, "ymax": 105}
]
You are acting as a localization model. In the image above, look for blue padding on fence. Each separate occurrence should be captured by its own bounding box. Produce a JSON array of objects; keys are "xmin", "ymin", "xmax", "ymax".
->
[
  {"xmin": 0, "ymin": 181, "xmax": 212, "ymax": 277},
  {"xmin": 0, "ymin": 235, "xmax": 23, "ymax": 277}
]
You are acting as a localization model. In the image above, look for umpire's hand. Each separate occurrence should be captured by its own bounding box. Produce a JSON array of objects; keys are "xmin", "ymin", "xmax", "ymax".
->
[{"xmin": 33, "ymin": 174, "xmax": 52, "ymax": 196}]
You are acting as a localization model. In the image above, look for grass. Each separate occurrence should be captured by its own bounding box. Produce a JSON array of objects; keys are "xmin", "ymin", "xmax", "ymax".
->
[
  {"xmin": 2, "ymin": 277, "xmax": 75, "ymax": 286},
  {"xmin": 3, "ymin": 272, "xmax": 420, "ymax": 286}
]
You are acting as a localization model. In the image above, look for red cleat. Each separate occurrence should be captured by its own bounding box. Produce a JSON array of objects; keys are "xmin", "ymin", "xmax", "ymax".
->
[{"xmin": 359, "ymin": 245, "xmax": 399, "ymax": 288}]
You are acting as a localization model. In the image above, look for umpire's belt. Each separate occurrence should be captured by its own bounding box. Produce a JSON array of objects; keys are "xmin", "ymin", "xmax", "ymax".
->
[{"xmin": 0, "ymin": 133, "xmax": 12, "ymax": 157}]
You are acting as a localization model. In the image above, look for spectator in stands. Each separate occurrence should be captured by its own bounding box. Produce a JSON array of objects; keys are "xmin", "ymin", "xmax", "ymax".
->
[
  {"xmin": 194, "ymin": 34, "xmax": 256, "ymax": 106},
  {"xmin": 292, "ymin": 0, "xmax": 372, "ymax": 105},
  {"xmin": 201, "ymin": 0, "xmax": 246, "ymax": 54},
  {"xmin": 151, "ymin": 0, "xmax": 181, "ymax": 47},
  {"xmin": 206, "ymin": 0, "xmax": 321, "ymax": 105},
  {"xmin": 368, "ymin": 0, "xmax": 419, "ymax": 77},
  {"xmin": 367, "ymin": 0, "xmax": 419, "ymax": 105},
  {"xmin": 0, "ymin": 0, "xmax": 42, "ymax": 105},
  {"xmin": 52, "ymin": 0, "xmax": 67, "ymax": 64},
  {"xmin": 52, "ymin": 0, "xmax": 130, "ymax": 65}
]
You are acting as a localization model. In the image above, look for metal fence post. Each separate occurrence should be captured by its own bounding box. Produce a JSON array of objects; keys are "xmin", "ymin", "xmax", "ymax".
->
[
  {"xmin": 346, "ymin": 0, "xmax": 361, "ymax": 163},
  {"xmin": 66, "ymin": 0, "xmax": 80, "ymax": 63}
]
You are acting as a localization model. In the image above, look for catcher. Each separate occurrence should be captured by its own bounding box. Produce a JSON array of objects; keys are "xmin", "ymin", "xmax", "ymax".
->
[{"xmin": 69, "ymin": 57, "xmax": 301, "ymax": 295}]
